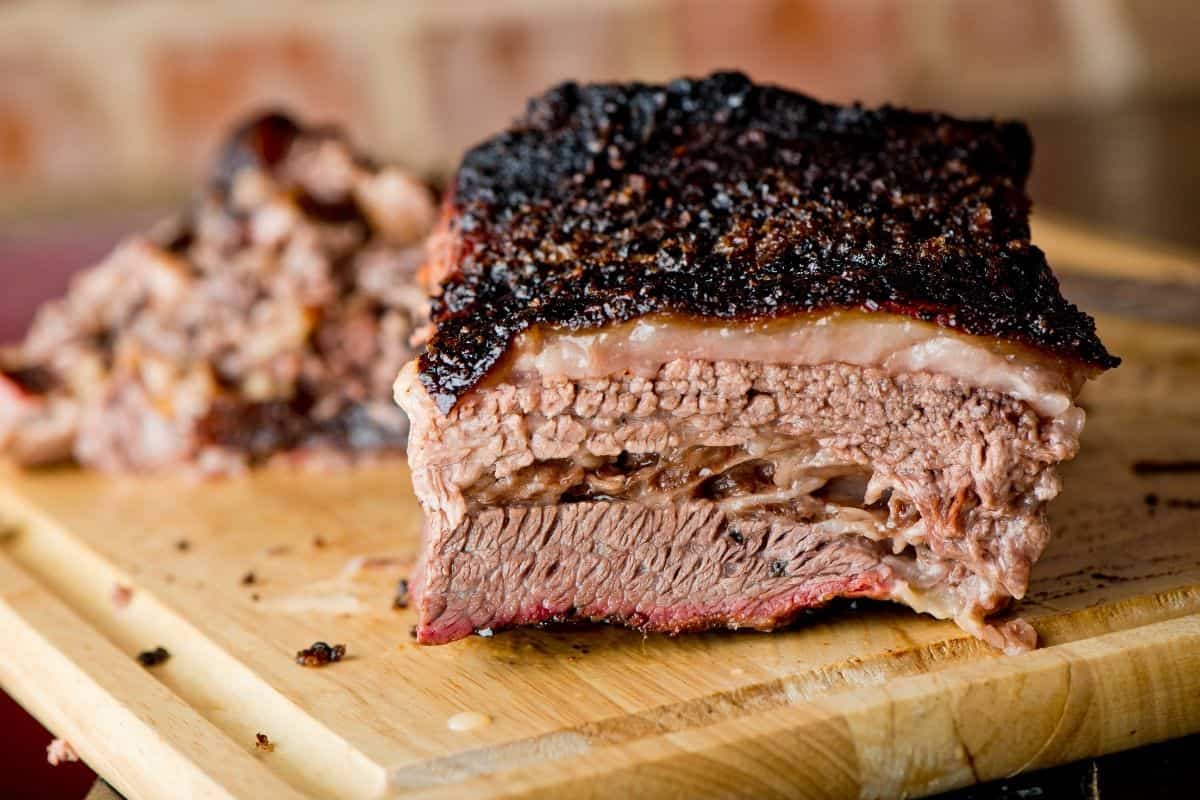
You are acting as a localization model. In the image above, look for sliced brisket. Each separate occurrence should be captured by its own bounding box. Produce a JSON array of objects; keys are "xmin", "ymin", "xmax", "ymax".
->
[
  {"xmin": 398, "ymin": 73, "xmax": 1116, "ymax": 652},
  {"xmin": 418, "ymin": 70, "xmax": 1116, "ymax": 412}
]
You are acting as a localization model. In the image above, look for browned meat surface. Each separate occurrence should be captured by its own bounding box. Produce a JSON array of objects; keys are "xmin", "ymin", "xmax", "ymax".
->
[
  {"xmin": 419, "ymin": 71, "xmax": 1116, "ymax": 412},
  {"xmin": 398, "ymin": 74, "xmax": 1116, "ymax": 652},
  {"xmin": 0, "ymin": 112, "xmax": 435, "ymax": 475}
]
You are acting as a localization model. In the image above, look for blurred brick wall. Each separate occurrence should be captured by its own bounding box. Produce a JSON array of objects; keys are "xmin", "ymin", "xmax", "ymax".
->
[{"xmin": 0, "ymin": 0, "xmax": 1197, "ymax": 220}]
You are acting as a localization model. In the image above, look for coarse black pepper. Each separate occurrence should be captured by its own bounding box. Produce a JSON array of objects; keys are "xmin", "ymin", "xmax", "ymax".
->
[
  {"xmin": 136, "ymin": 646, "xmax": 170, "ymax": 667},
  {"xmin": 418, "ymin": 71, "xmax": 1118, "ymax": 412}
]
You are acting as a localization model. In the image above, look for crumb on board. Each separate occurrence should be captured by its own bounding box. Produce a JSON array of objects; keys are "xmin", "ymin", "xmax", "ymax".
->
[
  {"xmin": 255, "ymin": 733, "xmax": 275, "ymax": 752},
  {"xmin": 46, "ymin": 738, "xmax": 79, "ymax": 766},
  {"xmin": 137, "ymin": 646, "xmax": 170, "ymax": 667},
  {"xmin": 408, "ymin": 625, "xmax": 418, "ymax": 640},
  {"xmin": 295, "ymin": 641, "xmax": 346, "ymax": 667},
  {"xmin": 241, "ymin": 571, "xmax": 256, "ymax": 586},
  {"xmin": 251, "ymin": 592, "xmax": 261, "ymax": 602},
  {"xmin": 111, "ymin": 583, "xmax": 133, "ymax": 610},
  {"xmin": 313, "ymin": 535, "xmax": 327, "ymax": 548},
  {"xmin": 393, "ymin": 578, "xmax": 410, "ymax": 610},
  {"xmin": 175, "ymin": 539, "xmax": 191, "ymax": 552}
]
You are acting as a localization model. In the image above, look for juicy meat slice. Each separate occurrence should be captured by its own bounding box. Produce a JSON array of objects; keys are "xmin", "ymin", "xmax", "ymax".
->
[
  {"xmin": 0, "ymin": 111, "xmax": 435, "ymax": 475},
  {"xmin": 413, "ymin": 498, "xmax": 1035, "ymax": 653},
  {"xmin": 413, "ymin": 500, "xmax": 898, "ymax": 644},
  {"xmin": 399, "ymin": 356, "xmax": 1081, "ymax": 653},
  {"xmin": 398, "ymin": 73, "xmax": 1117, "ymax": 651}
]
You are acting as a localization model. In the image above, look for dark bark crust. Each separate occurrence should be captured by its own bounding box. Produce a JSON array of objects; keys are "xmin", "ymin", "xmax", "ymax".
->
[{"xmin": 420, "ymin": 71, "xmax": 1117, "ymax": 411}]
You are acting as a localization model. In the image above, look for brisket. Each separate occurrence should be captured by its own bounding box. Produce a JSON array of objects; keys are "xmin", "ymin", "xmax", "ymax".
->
[
  {"xmin": 419, "ymin": 70, "xmax": 1116, "ymax": 412},
  {"xmin": 0, "ymin": 111, "xmax": 435, "ymax": 475},
  {"xmin": 398, "ymin": 73, "xmax": 1116, "ymax": 652},
  {"xmin": 401, "ymin": 358, "xmax": 1072, "ymax": 652}
]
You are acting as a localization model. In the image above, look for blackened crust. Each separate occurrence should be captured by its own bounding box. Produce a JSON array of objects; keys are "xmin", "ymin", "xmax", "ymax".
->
[{"xmin": 419, "ymin": 71, "xmax": 1118, "ymax": 412}]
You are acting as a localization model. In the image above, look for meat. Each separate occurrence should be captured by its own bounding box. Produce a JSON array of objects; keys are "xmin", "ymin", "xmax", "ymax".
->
[
  {"xmin": 400, "ymin": 358, "xmax": 1071, "ymax": 652},
  {"xmin": 0, "ymin": 111, "xmax": 435, "ymax": 475},
  {"xmin": 398, "ymin": 72, "xmax": 1117, "ymax": 652},
  {"xmin": 509, "ymin": 311, "xmax": 1089, "ymax": 417},
  {"xmin": 417, "ymin": 71, "xmax": 1116, "ymax": 412}
]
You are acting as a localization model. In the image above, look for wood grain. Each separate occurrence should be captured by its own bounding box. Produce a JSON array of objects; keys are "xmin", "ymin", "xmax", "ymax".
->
[
  {"xmin": 1, "ymin": 244, "xmax": 1199, "ymax": 799},
  {"xmin": 1034, "ymin": 215, "xmax": 1200, "ymax": 285},
  {"xmin": 0, "ymin": 554, "xmax": 308, "ymax": 800}
]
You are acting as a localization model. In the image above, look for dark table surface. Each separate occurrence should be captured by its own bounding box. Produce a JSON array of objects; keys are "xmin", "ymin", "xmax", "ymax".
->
[{"xmin": 2, "ymin": 98, "xmax": 1199, "ymax": 800}]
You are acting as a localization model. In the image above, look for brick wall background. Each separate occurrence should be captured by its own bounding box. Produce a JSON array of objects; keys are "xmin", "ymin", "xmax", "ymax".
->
[{"xmin": 0, "ymin": 0, "xmax": 1198, "ymax": 222}]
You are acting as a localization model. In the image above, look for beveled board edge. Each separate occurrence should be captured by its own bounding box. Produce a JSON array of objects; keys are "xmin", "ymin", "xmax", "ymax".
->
[
  {"xmin": 403, "ymin": 612, "xmax": 1200, "ymax": 799},
  {"xmin": 0, "ymin": 552, "xmax": 309, "ymax": 800}
]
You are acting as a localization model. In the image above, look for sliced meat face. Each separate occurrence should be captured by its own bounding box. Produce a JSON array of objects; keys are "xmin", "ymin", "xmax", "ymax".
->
[
  {"xmin": 509, "ymin": 310, "xmax": 1092, "ymax": 417},
  {"xmin": 412, "ymin": 500, "xmax": 899, "ymax": 644},
  {"xmin": 398, "ymin": 352, "xmax": 1079, "ymax": 653}
]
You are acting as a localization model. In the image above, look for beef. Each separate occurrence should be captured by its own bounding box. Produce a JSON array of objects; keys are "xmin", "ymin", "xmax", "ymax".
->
[
  {"xmin": 400, "ymin": 357, "xmax": 1079, "ymax": 653},
  {"xmin": 0, "ymin": 365, "xmax": 77, "ymax": 466},
  {"xmin": 413, "ymin": 500, "xmax": 897, "ymax": 644},
  {"xmin": 418, "ymin": 71, "xmax": 1116, "ymax": 412},
  {"xmin": 398, "ymin": 74, "xmax": 1117, "ymax": 652},
  {"xmin": 0, "ymin": 111, "xmax": 435, "ymax": 475}
]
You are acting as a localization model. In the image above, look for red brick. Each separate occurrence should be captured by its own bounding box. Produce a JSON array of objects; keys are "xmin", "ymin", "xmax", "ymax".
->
[
  {"xmin": 150, "ymin": 32, "xmax": 371, "ymax": 178},
  {"xmin": 673, "ymin": 0, "xmax": 906, "ymax": 105},
  {"xmin": 418, "ymin": 10, "xmax": 629, "ymax": 164},
  {"xmin": 943, "ymin": 0, "xmax": 1071, "ymax": 88},
  {"xmin": 0, "ymin": 51, "xmax": 112, "ymax": 185}
]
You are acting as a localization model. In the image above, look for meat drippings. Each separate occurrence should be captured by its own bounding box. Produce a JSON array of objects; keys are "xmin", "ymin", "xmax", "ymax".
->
[{"xmin": 509, "ymin": 311, "xmax": 1089, "ymax": 419}]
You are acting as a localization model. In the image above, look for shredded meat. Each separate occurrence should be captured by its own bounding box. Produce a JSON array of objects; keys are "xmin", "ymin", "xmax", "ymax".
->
[{"xmin": 0, "ymin": 111, "xmax": 434, "ymax": 475}]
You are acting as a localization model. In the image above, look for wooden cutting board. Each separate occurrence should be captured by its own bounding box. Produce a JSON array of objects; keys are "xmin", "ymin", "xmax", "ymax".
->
[{"xmin": 1, "ymin": 220, "xmax": 1199, "ymax": 800}]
